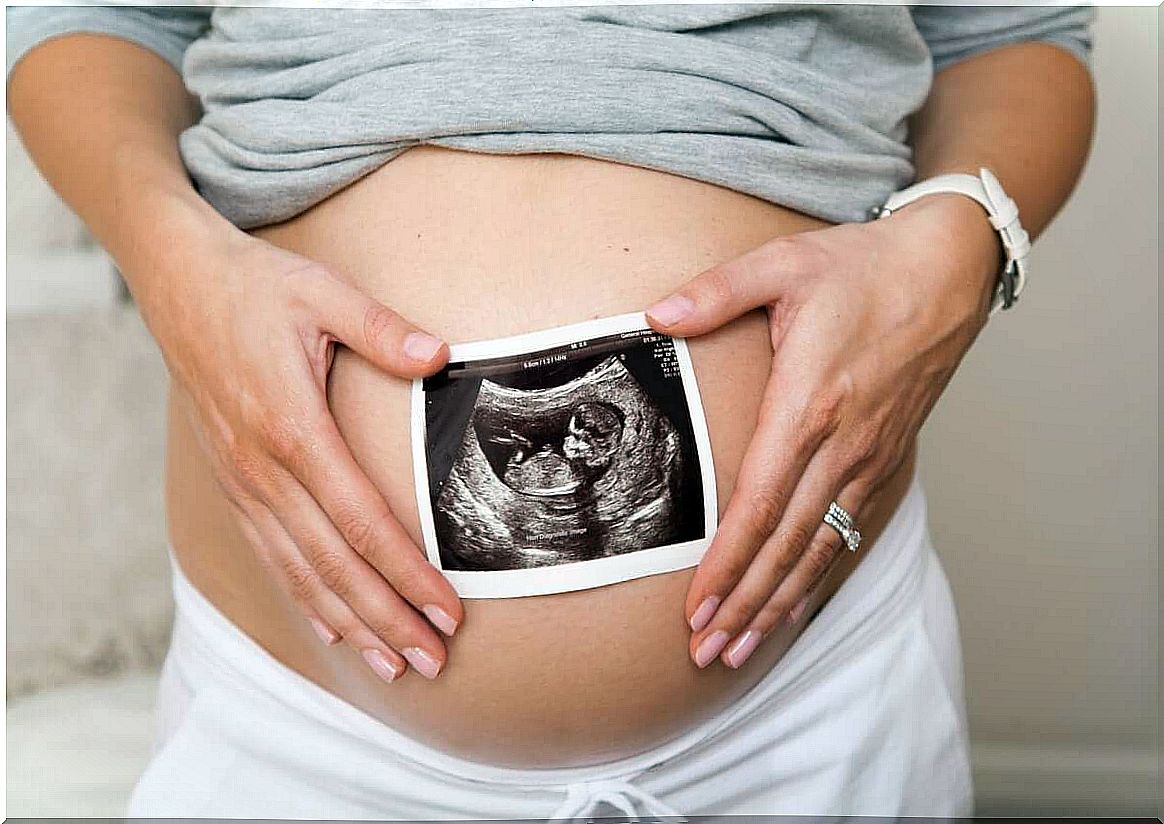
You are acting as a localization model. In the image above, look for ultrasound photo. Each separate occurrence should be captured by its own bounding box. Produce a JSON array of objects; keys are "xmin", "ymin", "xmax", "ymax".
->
[{"xmin": 410, "ymin": 313, "xmax": 717, "ymax": 598}]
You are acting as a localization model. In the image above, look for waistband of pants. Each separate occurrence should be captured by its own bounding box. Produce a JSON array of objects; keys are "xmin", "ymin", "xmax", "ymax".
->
[{"xmin": 166, "ymin": 470, "xmax": 931, "ymax": 791}]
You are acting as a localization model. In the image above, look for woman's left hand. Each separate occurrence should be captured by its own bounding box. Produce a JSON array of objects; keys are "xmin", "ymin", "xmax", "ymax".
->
[{"xmin": 645, "ymin": 194, "xmax": 1003, "ymax": 670}]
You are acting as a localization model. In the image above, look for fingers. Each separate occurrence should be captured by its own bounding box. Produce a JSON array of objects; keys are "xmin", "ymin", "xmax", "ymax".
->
[
  {"xmin": 176, "ymin": 252, "xmax": 461, "ymax": 684},
  {"xmin": 265, "ymin": 476, "xmax": 451, "ymax": 680},
  {"xmin": 683, "ymin": 376, "xmax": 830, "ymax": 636},
  {"xmin": 279, "ymin": 397, "xmax": 464, "ymax": 639},
  {"xmin": 645, "ymin": 235, "xmax": 818, "ymax": 337},
  {"xmin": 692, "ymin": 463, "xmax": 867, "ymax": 671},
  {"xmin": 237, "ymin": 513, "xmax": 338, "ymax": 649},
  {"xmin": 299, "ymin": 266, "xmax": 449, "ymax": 378},
  {"xmin": 275, "ymin": 473, "xmax": 451, "ymax": 678},
  {"xmin": 723, "ymin": 510, "xmax": 850, "ymax": 667},
  {"xmin": 232, "ymin": 499, "xmax": 410, "ymax": 681},
  {"xmin": 261, "ymin": 510, "xmax": 415, "ymax": 681},
  {"xmin": 214, "ymin": 279, "xmax": 462, "ymax": 676},
  {"xmin": 225, "ymin": 388, "xmax": 457, "ymax": 681}
]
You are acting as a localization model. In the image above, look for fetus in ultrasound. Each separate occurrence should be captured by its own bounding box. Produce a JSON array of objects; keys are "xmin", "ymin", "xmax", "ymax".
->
[
  {"xmin": 434, "ymin": 355, "xmax": 686, "ymax": 571},
  {"xmin": 494, "ymin": 402, "xmax": 623, "ymax": 495}
]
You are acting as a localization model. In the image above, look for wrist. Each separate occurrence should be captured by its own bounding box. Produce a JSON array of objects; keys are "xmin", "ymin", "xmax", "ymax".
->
[
  {"xmin": 891, "ymin": 192, "xmax": 1003, "ymax": 312},
  {"xmin": 105, "ymin": 167, "xmax": 244, "ymax": 310}
]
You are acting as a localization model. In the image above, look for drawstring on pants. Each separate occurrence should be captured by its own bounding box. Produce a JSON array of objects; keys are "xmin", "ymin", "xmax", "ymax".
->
[{"xmin": 548, "ymin": 776, "xmax": 687, "ymax": 822}]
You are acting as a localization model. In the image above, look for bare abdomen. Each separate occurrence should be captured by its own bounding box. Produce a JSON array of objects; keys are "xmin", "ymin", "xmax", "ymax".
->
[{"xmin": 165, "ymin": 146, "xmax": 911, "ymax": 767}]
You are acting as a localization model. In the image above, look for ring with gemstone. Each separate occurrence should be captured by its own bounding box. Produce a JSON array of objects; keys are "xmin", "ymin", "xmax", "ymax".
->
[{"xmin": 823, "ymin": 500, "xmax": 861, "ymax": 552}]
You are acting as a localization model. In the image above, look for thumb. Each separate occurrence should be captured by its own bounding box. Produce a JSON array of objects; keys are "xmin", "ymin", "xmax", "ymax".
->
[
  {"xmin": 645, "ymin": 248, "xmax": 789, "ymax": 337},
  {"xmin": 311, "ymin": 273, "xmax": 449, "ymax": 379}
]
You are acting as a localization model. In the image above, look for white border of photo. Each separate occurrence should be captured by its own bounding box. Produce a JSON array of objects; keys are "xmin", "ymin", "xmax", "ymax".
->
[{"xmin": 410, "ymin": 310, "xmax": 717, "ymax": 599}]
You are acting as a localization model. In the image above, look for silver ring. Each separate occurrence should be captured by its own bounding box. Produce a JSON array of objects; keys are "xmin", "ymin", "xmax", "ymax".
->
[{"xmin": 823, "ymin": 501, "xmax": 861, "ymax": 552}]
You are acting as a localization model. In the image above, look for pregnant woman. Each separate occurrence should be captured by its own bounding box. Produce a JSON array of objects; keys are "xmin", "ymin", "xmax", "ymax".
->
[{"xmin": 7, "ymin": 4, "xmax": 1095, "ymax": 819}]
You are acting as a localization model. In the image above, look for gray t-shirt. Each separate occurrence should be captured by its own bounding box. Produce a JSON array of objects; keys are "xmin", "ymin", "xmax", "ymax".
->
[{"xmin": 7, "ymin": 3, "xmax": 1093, "ymax": 229}]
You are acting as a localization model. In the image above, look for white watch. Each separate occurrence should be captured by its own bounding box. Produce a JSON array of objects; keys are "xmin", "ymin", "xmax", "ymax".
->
[{"xmin": 870, "ymin": 167, "xmax": 1031, "ymax": 316}]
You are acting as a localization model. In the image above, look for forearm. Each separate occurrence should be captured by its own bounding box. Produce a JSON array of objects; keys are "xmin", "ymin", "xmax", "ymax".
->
[
  {"xmin": 7, "ymin": 35, "xmax": 236, "ymax": 306},
  {"xmin": 910, "ymin": 41, "xmax": 1096, "ymax": 241}
]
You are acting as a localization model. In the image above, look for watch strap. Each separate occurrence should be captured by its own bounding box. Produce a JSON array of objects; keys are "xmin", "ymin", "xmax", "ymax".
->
[{"xmin": 874, "ymin": 168, "xmax": 1030, "ymax": 314}]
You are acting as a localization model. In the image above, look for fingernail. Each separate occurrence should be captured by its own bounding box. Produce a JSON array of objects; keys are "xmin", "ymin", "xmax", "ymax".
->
[
  {"xmin": 725, "ymin": 630, "xmax": 762, "ymax": 669},
  {"xmin": 422, "ymin": 604, "xmax": 458, "ymax": 636},
  {"xmin": 646, "ymin": 295, "xmax": 695, "ymax": 327},
  {"xmin": 362, "ymin": 648, "xmax": 402, "ymax": 683},
  {"xmin": 402, "ymin": 647, "xmax": 442, "ymax": 679},
  {"xmin": 694, "ymin": 630, "xmax": 730, "ymax": 668},
  {"xmin": 404, "ymin": 331, "xmax": 443, "ymax": 362},
  {"xmin": 688, "ymin": 595, "xmax": 721, "ymax": 632},
  {"xmin": 310, "ymin": 618, "xmax": 341, "ymax": 645},
  {"xmin": 787, "ymin": 597, "xmax": 810, "ymax": 626}
]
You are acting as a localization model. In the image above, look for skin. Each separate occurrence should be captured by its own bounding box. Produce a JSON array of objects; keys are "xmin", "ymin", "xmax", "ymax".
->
[
  {"xmin": 9, "ymin": 36, "xmax": 461, "ymax": 679},
  {"xmin": 162, "ymin": 155, "xmax": 890, "ymax": 764},
  {"xmin": 8, "ymin": 34, "xmax": 1094, "ymax": 686},
  {"xmin": 644, "ymin": 43, "xmax": 1096, "ymax": 669}
]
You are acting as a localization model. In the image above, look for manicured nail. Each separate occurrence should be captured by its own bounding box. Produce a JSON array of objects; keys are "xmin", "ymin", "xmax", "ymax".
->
[
  {"xmin": 725, "ymin": 630, "xmax": 762, "ymax": 669},
  {"xmin": 688, "ymin": 595, "xmax": 721, "ymax": 632},
  {"xmin": 694, "ymin": 630, "xmax": 730, "ymax": 668},
  {"xmin": 402, "ymin": 647, "xmax": 442, "ymax": 679},
  {"xmin": 787, "ymin": 597, "xmax": 810, "ymax": 626},
  {"xmin": 361, "ymin": 648, "xmax": 402, "ymax": 683},
  {"xmin": 404, "ymin": 332, "xmax": 443, "ymax": 362},
  {"xmin": 422, "ymin": 604, "xmax": 458, "ymax": 636},
  {"xmin": 310, "ymin": 618, "xmax": 341, "ymax": 645},
  {"xmin": 646, "ymin": 295, "xmax": 695, "ymax": 327}
]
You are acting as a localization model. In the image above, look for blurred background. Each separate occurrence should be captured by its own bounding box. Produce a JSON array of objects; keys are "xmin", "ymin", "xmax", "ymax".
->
[{"xmin": 5, "ymin": 5, "xmax": 1159, "ymax": 818}]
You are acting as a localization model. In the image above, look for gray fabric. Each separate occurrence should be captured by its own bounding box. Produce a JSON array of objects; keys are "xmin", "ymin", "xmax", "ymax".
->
[{"xmin": 7, "ymin": 3, "xmax": 1094, "ymax": 229}]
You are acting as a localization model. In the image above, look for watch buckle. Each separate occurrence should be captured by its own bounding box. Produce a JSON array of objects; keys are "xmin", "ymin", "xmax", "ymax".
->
[{"xmin": 999, "ymin": 259, "xmax": 1019, "ymax": 310}]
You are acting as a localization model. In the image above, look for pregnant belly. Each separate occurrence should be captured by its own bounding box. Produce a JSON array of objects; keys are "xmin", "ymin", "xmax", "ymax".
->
[{"xmin": 166, "ymin": 146, "xmax": 911, "ymax": 768}]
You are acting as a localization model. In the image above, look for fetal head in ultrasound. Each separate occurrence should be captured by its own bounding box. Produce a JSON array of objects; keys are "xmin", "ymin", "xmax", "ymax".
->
[{"xmin": 431, "ymin": 351, "xmax": 700, "ymax": 571}]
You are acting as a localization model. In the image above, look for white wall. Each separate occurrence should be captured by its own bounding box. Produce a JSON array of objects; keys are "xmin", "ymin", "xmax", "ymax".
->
[{"xmin": 919, "ymin": 6, "xmax": 1159, "ymax": 815}]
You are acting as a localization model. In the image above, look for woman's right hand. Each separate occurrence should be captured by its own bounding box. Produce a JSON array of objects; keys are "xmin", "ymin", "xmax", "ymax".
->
[{"xmin": 135, "ymin": 225, "xmax": 463, "ymax": 682}]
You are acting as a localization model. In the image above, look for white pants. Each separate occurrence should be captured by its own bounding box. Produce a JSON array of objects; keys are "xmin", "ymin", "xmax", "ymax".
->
[{"xmin": 128, "ymin": 475, "xmax": 973, "ymax": 820}]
